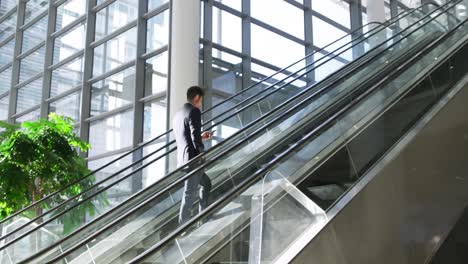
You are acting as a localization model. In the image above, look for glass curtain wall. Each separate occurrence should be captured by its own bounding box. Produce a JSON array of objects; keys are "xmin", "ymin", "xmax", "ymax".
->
[{"xmin": 0, "ymin": 0, "xmax": 169, "ymax": 176}]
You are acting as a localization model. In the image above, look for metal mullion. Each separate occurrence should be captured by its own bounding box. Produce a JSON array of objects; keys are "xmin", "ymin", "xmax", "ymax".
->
[
  {"xmin": 209, "ymin": 40, "xmax": 245, "ymax": 58},
  {"xmin": 143, "ymin": 1, "xmax": 170, "ymax": 19},
  {"xmin": 390, "ymin": 0, "xmax": 399, "ymax": 18},
  {"xmin": 0, "ymin": 91, "xmax": 9, "ymax": 99},
  {"xmin": 20, "ymin": 10, "xmax": 48, "ymax": 30},
  {"xmin": 17, "ymin": 41, "xmax": 45, "ymax": 59},
  {"xmin": 40, "ymin": 0, "xmax": 57, "ymax": 118},
  {"xmin": 304, "ymin": 0, "xmax": 315, "ymax": 84},
  {"xmin": 250, "ymin": 17, "xmax": 307, "ymax": 46},
  {"xmin": 0, "ymin": 34, "xmax": 15, "ymax": 48},
  {"xmin": 85, "ymin": 104, "xmax": 134, "ymax": 123},
  {"xmin": 311, "ymin": 10, "xmax": 351, "ymax": 33},
  {"xmin": 50, "ymin": 14, "xmax": 86, "ymax": 38},
  {"xmin": 241, "ymin": 0, "xmax": 251, "ymax": 91},
  {"xmin": 90, "ymin": 20, "xmax": 137, "ymax": 48},
  {"xmin": 48, "ymin": 50, "xmax": 84, "ymax": 70},
  {"xmin": 85, "ymin": 145, "xmax": 133, "ymax": 162},
  {"xmin": 54, "ymin": 0, "xmax": 71, "ymax": 8},
  {"xmin": 0, "ymin": 6, "xmax": 17, "ymax": 24},
  {"xmin": 79, "ymin": 0, "xmax": 97, "ymax": 155},
  {"xmin": 212, "ymin": 0, "xmax": 243, "ymax": 17},
  {"xmin": 283, "ymin": 0, "xmax": 305, "ymax": 10},
  {"xmin": 46, "ymin": 85, "xmax": 82, "ymax": 103},
  {"xmin": 141, "ymin": 45, "xmax": 168, "ymax": 60},
  {"xmin": 15, "ymin": 72, "xmax": 43, "ymax": 89},
  {"xmin": 88, "ymin": 60, "xmax": 135, "ymax": 83},
  {"xmin": 202, "ymin": 0, "xmax": 214, "ymax": 122},
  {"xmin": 92, "ymin": 0, "xmax": 117, "ymax": 13},
  {"xmin": 12, "ymin": 105, "xmax": 40, "ymax": 119},
  {"xmin": 140, "ymin": 91, "xmax": 167, "ymax": 103},
  {"xmin": 8, "ymin": 0, "xmax": 26, "ymax": 121},
  {"xmin": 0, "ymin": 62, "xmax": 13, "ymax": 73},
  {"xmin": 130, "ymin": 0, "xmax": 149, "ymax": 193},
  {"xmin": 350, "ymin": 0, "xmax": 364, "ymax": 58}
]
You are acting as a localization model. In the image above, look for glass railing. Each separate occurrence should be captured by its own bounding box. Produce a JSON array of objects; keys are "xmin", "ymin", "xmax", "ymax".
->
[
  {"xmin": 0, "ymin": 7, "xmax": 416, "ymax": 243},
  {"xmin": 18, "ymin": 2, "xmax": 459, "ymax": 263},
  {"xmin": 0, "ymin": 3, "xmax": 427, "ymax": 258},
  {"xmin": 129, "ymin": 3, "xmax": 468, "ymax": 263}
]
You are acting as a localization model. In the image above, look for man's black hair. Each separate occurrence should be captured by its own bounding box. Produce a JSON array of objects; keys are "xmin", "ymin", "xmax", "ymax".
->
[{"xmin": 187, "ymin": 86, "xmax": 205, "ymax": 102}]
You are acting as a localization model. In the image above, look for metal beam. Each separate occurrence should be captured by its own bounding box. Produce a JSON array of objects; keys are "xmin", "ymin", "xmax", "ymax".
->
[
  {"xmin": 79, "ymin": 0, "xmax": 98, "ymax": 156},
  {"xmin": 7, "ymin": 0, "xmax": 26, "ymax": 122},
  {"xmin": 131, "ymin": 0, "xmax": 149, "ymax": 193},
  {"xmin": 40, "ymin": 0, "xmax": 57, "ymax": 118}
]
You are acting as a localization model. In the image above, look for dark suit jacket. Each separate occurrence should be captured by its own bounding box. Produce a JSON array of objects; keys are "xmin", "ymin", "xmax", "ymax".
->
[{"xmin": 173, "ymin": 103, "xmax": 205, "ymax": 167}]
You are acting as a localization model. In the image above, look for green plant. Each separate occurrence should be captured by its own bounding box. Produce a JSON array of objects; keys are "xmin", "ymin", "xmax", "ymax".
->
[{"xmin": 0, "ymin": 113, "xmax": 105, "ymax": 235}]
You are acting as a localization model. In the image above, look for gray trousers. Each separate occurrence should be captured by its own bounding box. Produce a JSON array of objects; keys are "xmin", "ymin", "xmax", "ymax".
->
[{"xmin": 179, "ymin": 170, "xmax": 212, "ymax": 224}]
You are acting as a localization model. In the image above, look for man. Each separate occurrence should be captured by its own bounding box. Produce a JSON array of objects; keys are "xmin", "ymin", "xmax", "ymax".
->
[{"xmin": 173, "ymin": 86, "xmax": 212, "ymax": 224}]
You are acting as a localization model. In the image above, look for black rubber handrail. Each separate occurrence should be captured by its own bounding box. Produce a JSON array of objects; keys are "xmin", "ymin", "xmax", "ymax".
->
[
  {"xmin": 1, "ymin": 4, "xmax": 426, "ymax": 254},
  {"xmin": 0, "ymin": 6, "xmax": 417, "ymax": 242},
  {"xmin": 25, "ymin": 1, "xmax": 458, "ymax": 262},
  {"xmin": 127, "ymin": 6, "xmax": 468, "ymax": 263},
  {"xmin": 0, "ymin": 17, "xmax": 393, "ymax": 229}
]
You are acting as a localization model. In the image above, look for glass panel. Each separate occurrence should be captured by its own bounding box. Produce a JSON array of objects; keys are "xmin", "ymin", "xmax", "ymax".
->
[
  {"xmin": 144, "ymin": 51, "xmax": 168, "ymax": 96},
  {"xmin": 91, "ymin": 66, "xmax": 135, "ymax": 116},
  {"xmin": 312, "ymin": 16, "xmax": 352, "ymax": 61},
  {"xmin": 16, "ymin": 77, "xmax": 42, "ymax": 113},
  {"xmin": 53, "ymin": 22, "xmax": 86, "ymax": 64},
  {"xmin": 313, "ymin": 54, "xmax": 346, "ymax": 81},
  {"xmin": 24, "ymin": 0, "xmax": 48, "ymax": 25},
  {"xmin": 0, "ymin": 38, "xmax": 14, "ymax": 67},
  {"xmin": 19, "ymin": 45, "xmax": 45, "ymax": 83},
  {"xmin": 15, "ymin": 108, "xmax": 40, "ymax": 123},
  {"xmin": 93, "ymin": 27, "xmax": 137, "ymax": 76},
  {"xmin": 50, "ymin": 55, "xmax": 84, "ymax": 97},
  {"xmin": 56, "ymin": 0, "xmax": 87, "ymax": 31},
  {"xmin": 148, "ymin": 0, "xmax": 169, "ymax": 12},
  {"xmin": 95, "ymin": 0, "xmax": 138, "ymax": 40},
  {"xmin": 0, "ymin": 0, "xmax": 16, "ymax": 16},
  {"xmin": 0, "ymin": 95, "xmax": 8, "ymax": 120},
  {"xmin": 213, "ymin": 7, "xmax": 241, "ymax": 52},
  {"xmin": 312, "ymin": 0, "xmax": 351, "ymax": 28},
  {"xmin": 88, "ymin": 110, "xmax": 134, "ymax": 157},
  {"xmin": 0, "ymin": 66, "xmax": 12, "ymax": 94},
  {"xmin": 143, "ymin": 97, "xmax": 167, "ymax": 141},
  {"xmin": 251, "ymin": 0, "xmax": 305, "ymax": 38},
  {"xmin": 212, "ymin": 48, "xmax": 242, "ymax": 96},
  {"xmin": 49, "ymin": 92, "xmax": 81, "ymax": 122},
  {"xmin": 251, "ymin": 24, "xmax": 305, "ymax": 68},
  {"xmin": 22, "ymin": 15, "xmax": 48, "ymax": 54},
  {"xmin": 146, "ymin": 9, "xmax": 169, "ymax": 52},
  {"xmin": 0, "ymin": 12, "xmax": 17, "ymax": 43}
]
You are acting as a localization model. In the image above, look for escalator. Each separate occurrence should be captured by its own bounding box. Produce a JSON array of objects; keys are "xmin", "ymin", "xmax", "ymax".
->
[
  {"xmin": 6, "ymin": 1, "xmax": 467, "ymax": 263},
  {"xmin": 127, "ymin": 1, "xmax": 468, "ymax": 263},
  {"xmin": 0, "ymin": 2, "xmax": 420, "ymax": 253},
  {"xmin": 0, "ymin": 3, "xmax": 431, "ymax": 263}
]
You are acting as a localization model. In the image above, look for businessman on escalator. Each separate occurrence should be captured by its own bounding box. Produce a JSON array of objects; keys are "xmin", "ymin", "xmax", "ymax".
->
[{"xmin": 173, "ymin": 86, "xmax": 213, "ymax": 224}]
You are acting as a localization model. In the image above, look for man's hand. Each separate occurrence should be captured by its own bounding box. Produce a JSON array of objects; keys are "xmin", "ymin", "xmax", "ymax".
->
[{"xmin": 201, "ymin": 131, "xmax": 212, "ymax": 141}]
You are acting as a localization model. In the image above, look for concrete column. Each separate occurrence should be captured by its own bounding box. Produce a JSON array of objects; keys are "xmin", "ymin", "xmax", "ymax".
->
[
  {"xmin": 169, "ymin": 0, "xmax": 201, "ymax": 126},
  {"xmin": 367, "ymin": 0, "xmax": 386, "ymax": 24}
]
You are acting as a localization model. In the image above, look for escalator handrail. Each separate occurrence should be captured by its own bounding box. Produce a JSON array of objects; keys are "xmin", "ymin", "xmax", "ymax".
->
[
  {"xmin": 1, "ymin": 3, "xmax": 428, "ymax": 249},
  {"xmin": 0, "ymin": 8, "xmax": 415, "ymax": 232},
  {"xmin": 127, "ymin": 6, "xmax": 468, "ymax": 263},
  {"xmin": 26, "ymin": 1, "xmax": 458, "ymax": 262},
  {"xmin": 0, "ymin": 20, "xmax": 391, "ymax": 228}
]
